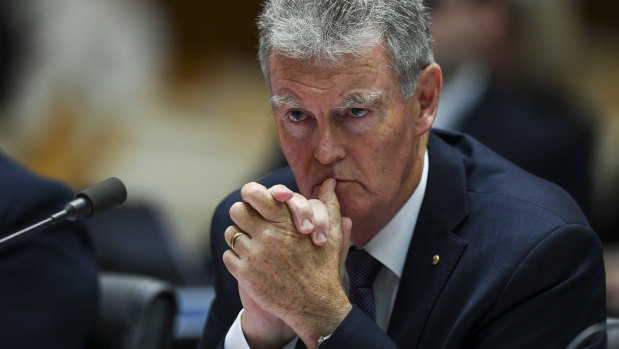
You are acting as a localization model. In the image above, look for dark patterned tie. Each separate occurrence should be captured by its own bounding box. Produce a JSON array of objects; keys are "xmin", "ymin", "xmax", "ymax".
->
[{"xmin": 345, "ymin": 248, "xmax": 383, "ymax": 321}]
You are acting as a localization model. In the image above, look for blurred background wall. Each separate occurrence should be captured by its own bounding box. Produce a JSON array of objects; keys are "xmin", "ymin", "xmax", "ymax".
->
[
  {"xmin": 0, "ymin": 0, "xmax": 617, "ymax": 286},
  {"xmin": 0, "ymin": 0, "xmax": 279, "ymax": 265}
]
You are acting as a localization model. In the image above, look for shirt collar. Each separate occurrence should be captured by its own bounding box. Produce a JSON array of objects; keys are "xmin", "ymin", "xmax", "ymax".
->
[{"xmin": 362, "ymin": 149, "xmax": 429, "ymax": 278}]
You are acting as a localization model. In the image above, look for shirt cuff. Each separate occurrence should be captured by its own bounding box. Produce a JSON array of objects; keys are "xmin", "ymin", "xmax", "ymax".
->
[
  {"xmin": 224, "ymin": 309, "xmax": 251, "ymax": 349},
  {"xmin": 224, "ymin": 308, "xmax": 298, "ymax": 349}
]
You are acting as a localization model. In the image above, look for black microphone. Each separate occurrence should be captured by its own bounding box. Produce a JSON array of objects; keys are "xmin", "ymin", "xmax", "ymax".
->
[{"xmin": 0, "ymin": 177, "xmax": 127, "ymax": 245}]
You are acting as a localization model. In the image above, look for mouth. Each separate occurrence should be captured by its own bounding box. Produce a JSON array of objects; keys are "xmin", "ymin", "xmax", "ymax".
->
[
  {"xmin": 310, "ymin": 177, "xmax": 355, "ymax": 197},
  {"xmin": 334, "ymin": 179, "xmax": 355, "ymax": 186},
  {"xmin": 334, "ymin": 179, "xmax": 357, "ymax": 192}
]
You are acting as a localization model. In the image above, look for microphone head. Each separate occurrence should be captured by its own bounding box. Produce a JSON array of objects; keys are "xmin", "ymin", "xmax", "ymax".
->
[{"xmin": 75, "ymin": 177, "xmax": 127, "ymax": 218}]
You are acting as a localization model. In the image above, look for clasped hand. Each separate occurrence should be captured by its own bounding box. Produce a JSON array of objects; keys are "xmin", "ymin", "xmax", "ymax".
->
[{"xmin": 222, "ymin": 178, "xmax": 352, "ymax": 348}]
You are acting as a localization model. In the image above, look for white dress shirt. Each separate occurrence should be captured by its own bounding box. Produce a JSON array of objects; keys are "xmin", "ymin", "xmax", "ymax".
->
[{"xmin": 225, "ymin": 151, "xmax": 429, "ymax": 348}]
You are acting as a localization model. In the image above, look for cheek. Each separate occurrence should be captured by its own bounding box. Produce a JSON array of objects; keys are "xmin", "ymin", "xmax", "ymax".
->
[
  {"xmin": 278, "ymin": 124, "xmax": 305, "ymax": 156},
  {"xmin": 276, "ymin": 121, "xmax": 314, "ymax": 183},
  {"xmin": 276, "ymin": 114, "xmax": 320, "ymax": 148},
  {"xmin": 357, "ymin": 121, "xmax": 413, "ymax": 186}
]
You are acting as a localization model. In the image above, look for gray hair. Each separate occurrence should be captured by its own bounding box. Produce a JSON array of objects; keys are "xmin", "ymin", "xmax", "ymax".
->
[{"xmin": 257, "ymin": 0, "xmax": 434, "ymax": 99}]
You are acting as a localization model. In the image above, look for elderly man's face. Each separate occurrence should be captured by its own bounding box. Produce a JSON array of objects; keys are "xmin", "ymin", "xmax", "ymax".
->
[{"xmin": 269, "ymin": 45, "xmax": 429, "ymax": 240}]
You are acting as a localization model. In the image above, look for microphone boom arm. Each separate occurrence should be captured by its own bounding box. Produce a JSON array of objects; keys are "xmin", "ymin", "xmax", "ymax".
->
[{"xmin": 0, "ymin": 177, "xmax": 126, "ymax": 246}]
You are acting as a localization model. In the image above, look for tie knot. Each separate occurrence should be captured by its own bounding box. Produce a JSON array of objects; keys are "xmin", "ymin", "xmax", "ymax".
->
[{"xmin": 346, "ymin": 248, "xmax": 383, "ymax": 288}]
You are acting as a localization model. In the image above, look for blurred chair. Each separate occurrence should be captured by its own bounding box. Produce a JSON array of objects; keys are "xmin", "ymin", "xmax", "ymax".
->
[
  {"xmin": 86, "ymin": 203, "xmax": 211, "ymax": 286},
  {"xmin": 173, "ymin": 286, "xmax": 215, "ymax": 349},
  {"xmin": 89, "ymin": 272, "xmax": 177, "ymax": 349},
  {"xmin": 86, "ymin": 205, "xmax": 214, "ymax": 347},
  {"xmin": 566, "ymin": 317, "xmax": 619, "ymax": 349}
]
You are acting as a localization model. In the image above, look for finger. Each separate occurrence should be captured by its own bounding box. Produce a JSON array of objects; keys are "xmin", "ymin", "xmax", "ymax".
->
[
  {"xmin": 241, "ymin": 182, "xmax": 291, "ymax": 224},
  {"xmin": 268, "ymin": 184, "xmax": 315, "ymax": 234},
  {"xmin": 308, "ymin": 199, "xmax": 329, "ymax": 246},
  {"xmin": 223, "ymin": 249, "xmax": 241, "ymax": 279},
  {"xmin": 229, "ymin": 201, "xmax": 264, "ymax": 234},
  {"xmin": 269, "ymin": 184, "xmax": 294, "ymax": 202},
  {"xmin": 282, "ymin": 192, "xmax": 315, "ymax": 234},
  {"xmin": 224, "ymin": 225, "xmax": 250, "ymax": 256},
  {"xmin": 316, "ymin": 178, "xmax": 343, "ymax": 240}
]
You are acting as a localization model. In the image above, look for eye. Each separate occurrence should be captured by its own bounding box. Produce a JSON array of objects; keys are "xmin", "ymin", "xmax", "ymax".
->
[
  {"xmin": 348, "ymin": 108, "xmax": 369, "ymax": 118},
  {"xmin": 287, "ymin": 110, "xmax": 307, "ymax": 122}
]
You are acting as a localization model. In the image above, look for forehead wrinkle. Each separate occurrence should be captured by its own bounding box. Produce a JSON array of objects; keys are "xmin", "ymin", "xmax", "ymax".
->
[
  {"xmin": 335, "ymin": 90, "xmax": 387, "ymax": 110},
  {"xmin": 270, "ymin": 94, "xmax": 304, "ymax": 110}
]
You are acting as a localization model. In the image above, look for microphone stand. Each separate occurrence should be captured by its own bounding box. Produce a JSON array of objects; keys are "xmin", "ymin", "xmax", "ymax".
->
[{"xmin": 0, "ymin": 177, "xmax": 125, "ymax": 246}]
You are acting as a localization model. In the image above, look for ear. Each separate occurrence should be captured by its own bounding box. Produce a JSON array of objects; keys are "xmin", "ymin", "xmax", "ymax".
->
[{"xmin": 413, "ymin": 63, "xmax": 442, "ymax": 136}]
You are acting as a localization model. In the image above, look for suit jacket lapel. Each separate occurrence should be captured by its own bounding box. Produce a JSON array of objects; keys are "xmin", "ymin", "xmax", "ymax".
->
[{"xmin": 387, "ymin": 132, "xmax": 469, "ymax": 347}]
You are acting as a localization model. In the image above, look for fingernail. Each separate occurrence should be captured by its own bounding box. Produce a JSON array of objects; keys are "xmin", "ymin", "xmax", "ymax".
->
[
  {"xmin": 317, "ymin": 231, "xmax": 327, "ymax": 243},
  {"xmin": 301, "ymin": 218, "xmax": 313, "ymax": 231}
]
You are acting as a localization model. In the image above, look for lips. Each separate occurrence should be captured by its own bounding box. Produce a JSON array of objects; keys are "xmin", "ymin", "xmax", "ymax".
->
[
  {"xmin": 308, "ymin": 176, "xmax": 341, "ymax": 197},
  {"xmin": 334, "ymin": 180, "xmax": 357, "ymax": 193},
  {"xmin": 310, "ymin": 178, "xmax": 354, "ymax": 197}
]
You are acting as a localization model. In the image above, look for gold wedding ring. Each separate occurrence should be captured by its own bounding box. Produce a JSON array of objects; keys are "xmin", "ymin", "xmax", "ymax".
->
[{"xmin": 230, "ymin": 231, "xmax": 246, "ymax": 252}]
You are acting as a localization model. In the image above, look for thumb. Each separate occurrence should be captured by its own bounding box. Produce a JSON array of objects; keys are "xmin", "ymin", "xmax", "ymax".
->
[
  {"xmin": 317, "ymin": 179, "xmax": 352, "ymax": 282},
  {"xmin": 308, "ymin": 178, "xmax": 340, "ymax": 246},
  {"xmin": 316, "ymin": 178, "xmax": 341, "ymax": 228},
  {"xmin": 316, "ymin": 178, "xmax": 348, "ymax": 246}
]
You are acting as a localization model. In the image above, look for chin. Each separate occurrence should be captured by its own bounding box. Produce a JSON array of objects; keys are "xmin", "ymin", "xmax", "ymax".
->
[
  {"xmin": 338, "ymin": 197, "xmax": 371, "ymax": 221},
  {"xmin": 334, "ymin": 182, "xmax": 367, "ymax": 211}
]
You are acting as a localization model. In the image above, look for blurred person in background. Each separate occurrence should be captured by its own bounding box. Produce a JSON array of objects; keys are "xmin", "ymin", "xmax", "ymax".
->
[
  {"xmin": 428, "ymin": 0, "xmax": 595, "ymax": 221},
  {"xmin": 428, "ymin": 0, "xmax": 619, "ymax": 316},
  {"xmin": 0, "ymin": 5, "xmax": 99, "ymax": 348},
  {"xmin": 577, "ymin": 0, "xmax": 619, "ymax": 317},
  {"xmin": 0, "ymin": 153, "xmax": 99, "ymax": 349}
]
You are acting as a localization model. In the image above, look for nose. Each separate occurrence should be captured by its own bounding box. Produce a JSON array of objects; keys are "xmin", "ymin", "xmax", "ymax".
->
[{"xmin": 313, "ymin": 122, "xmax": 346, "ymax": 165}]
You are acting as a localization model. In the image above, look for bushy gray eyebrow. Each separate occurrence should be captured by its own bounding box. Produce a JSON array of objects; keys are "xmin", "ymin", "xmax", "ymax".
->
[
  {"xmin": 270, "ymin": 94, "xmax": 303, "ymax": 110},
  {"xmin": 334, "ymin": 91, "xmax": 386, "ymax": 110},
  {"xmin": 270, "ymin": 90, "xmax": 386, "ymax": 111}
]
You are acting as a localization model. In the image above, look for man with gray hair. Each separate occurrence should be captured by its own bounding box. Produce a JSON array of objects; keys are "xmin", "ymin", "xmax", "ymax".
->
[{"xmin": 198, "ymin": 0, "xmax": 605, "ymax": 348}]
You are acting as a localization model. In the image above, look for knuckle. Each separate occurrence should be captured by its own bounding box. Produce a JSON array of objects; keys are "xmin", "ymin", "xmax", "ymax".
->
[
  {"xmin": 290, "ymin": 193, "xmax": 310, "ymax": 212},
  {"xmin": 222, "ymin": 250, "xmax": 234, "ymax": 268},
  {"xmin": 308, "ymin": 198, "xmax": 325, "ymax": 209},
  {"xmin": 229, "ymin": 201, "xmax": 245, "ymax": 217},
  {"xmin": 241, "ymin": 182, "xmax": 266, "ymax": 200},
  {"xmin": 224, "ymin": 225, "xmax": 236, "ymax": 241},
  {"xmin": 269, "ymin": 184, "xmax": 294, "ymax": 202},
  {"xmin": 270, "ymin": 184, "xmax": 288, "ymax": 192},
  {"xmin": 262, "ymin": 227, "xmax": 275, "ymax": 240}
]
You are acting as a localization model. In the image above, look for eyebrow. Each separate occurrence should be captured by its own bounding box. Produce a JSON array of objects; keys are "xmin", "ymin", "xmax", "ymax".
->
[
  {"xmin": 270, "ymin": 94, "xmax": 304, "ymax": 110},
  {"xmin": 334, "ymin": 91, "xmax": 387, "ymax": 110},
  {"xmin": 270, "ymin": 90, "xmax": 387, "ymax": 111}
]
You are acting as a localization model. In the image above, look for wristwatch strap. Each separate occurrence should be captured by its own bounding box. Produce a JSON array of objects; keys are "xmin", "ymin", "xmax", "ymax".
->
[{"xmin": 316, "ymin": 334, "xmax": 332, "ymax": 348}]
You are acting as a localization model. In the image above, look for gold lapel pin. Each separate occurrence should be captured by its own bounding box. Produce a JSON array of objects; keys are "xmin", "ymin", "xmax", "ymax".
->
[{"xmin": 432, "ymin": 254, "xmax": 440, "ymax": 266}]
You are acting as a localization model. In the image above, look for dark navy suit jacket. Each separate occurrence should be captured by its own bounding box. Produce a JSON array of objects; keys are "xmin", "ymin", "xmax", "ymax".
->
[
  {"xmin": 198, "ymin": 130, "xmax": 605, "ymax": 348},
  {"xmin": 0, "ymin": 153, "xmax": 98, "ymax": 348}
]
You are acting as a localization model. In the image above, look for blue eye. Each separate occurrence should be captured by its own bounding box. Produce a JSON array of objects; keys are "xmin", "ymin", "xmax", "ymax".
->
[
  {"xmin": 348, "ymin": 108, "xmax": 369, "ymax": 118},
  {"xmin": 287, "ymin": 110, "xmax": 306, "ymax": 122}
]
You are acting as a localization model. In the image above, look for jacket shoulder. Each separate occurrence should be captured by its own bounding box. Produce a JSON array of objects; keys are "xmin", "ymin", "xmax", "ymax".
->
[{"xmin": 430, "ymin": 129, "xmax": 589, "ymax": 226}]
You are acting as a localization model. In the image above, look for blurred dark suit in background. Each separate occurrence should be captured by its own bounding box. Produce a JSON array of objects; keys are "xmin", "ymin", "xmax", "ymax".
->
[
  {"xmin": 428, "ymin": 0, "xmax": 595, "ymax": 221},
  {"xmin": 0, "ymin": 153, "xmax": 99, "ymax": 349},
  {"xmin": 452, "ymin": 80, "xmax": 593, "ymax": 216},
  {"xmin": 1, "ymin": 9, "xmax": 98, "ymax": 348}
]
